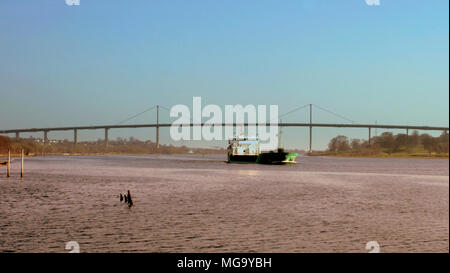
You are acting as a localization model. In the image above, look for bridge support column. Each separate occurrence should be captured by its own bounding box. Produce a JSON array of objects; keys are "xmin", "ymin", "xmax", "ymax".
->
[
  {"xmin": 309, "ymin": 126, "xmax": 312, "ymax": 153},
  {"xmin": 309, "ymin": 104, "xmax": 312, "ymax": 153},
  {"xmin": 105, "ymin": 128, "xmax": 109, "ymax": 150},
  {"xmin": 74, "ymin": 129, "xmax": 78, "ymax": 145},
  {"xmin": 44, "ymin": 131, "xmax": 49, "ymax": 145},
  {"xmin": 43, "ymin": 131, "xmax": 49, "ymax": 156},
  {"xmin": 7, "ymin": 149, "xmax": 10, "ymax": 178},
  {"xmin": 406, "ymin": 128, "xmax": 409, "ymax": 150},
  {"xmin": 15, "ymin": 132, "xmax": 20, "ymax": 139},
  {"xmin": 156, "ymin": 126, "xmax": 160, "ymax": 149},
  {"xmin": 156, "ymin": 105, "xmax": 160, "ymax": 149},
  {"xmin": 368, "ymin": 127, "xmax": 371, "ymax": 145}
]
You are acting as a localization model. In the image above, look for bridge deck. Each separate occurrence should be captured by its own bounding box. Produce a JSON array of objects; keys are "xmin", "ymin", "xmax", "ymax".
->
[{"xmin": 0, "ymin": 123, "xmax": 448, "ymax": 134}]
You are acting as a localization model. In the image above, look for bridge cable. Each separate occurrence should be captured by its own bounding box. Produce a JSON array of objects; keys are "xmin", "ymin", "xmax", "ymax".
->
[
  {"xmin": 158, "ymin": 105, "xmax": 171, "ymax": 112},
  {"xmin": 116, "ymin": 106, "xmax": 156, "ymax": 125},
  {"xmin": 279, "ymin": 104, "xmax": 310, "ymax": 119},
  {"xmin": 312, "ymin": 104, "xmax": 355, "ymax": 124}
]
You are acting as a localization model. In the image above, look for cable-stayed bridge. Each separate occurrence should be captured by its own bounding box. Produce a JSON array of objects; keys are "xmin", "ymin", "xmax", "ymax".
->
[{"xmin": 0, "ymin": 104, "xmax": 448, "ymax": 152}]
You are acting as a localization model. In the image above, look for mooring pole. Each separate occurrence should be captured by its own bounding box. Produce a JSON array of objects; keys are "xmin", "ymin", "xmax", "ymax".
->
[
  {"xmin": 156, "ymin": 105, "xmax": 160, "ymax": 149},
  {"xmin": 20, "ymin": 149, "xmax": 24, "ymax": 178},
  {"xmin": 7, "ymin": 149, "xmax": 10, "ymax": 178},
  {"xmin": 309, "ymin": 104, "xmax": 312, "ymax": 153}
]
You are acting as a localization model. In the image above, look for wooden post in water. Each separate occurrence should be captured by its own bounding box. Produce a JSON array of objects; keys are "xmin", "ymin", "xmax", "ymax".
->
[
  {"xmin": 127, "ymin": 190, "xmax": 133, "ymax": 207},
  {"xmin": 7, "ymin": 149, "xmax": 10, "ymax": 178},
  {"xmin": 20, "ymin": 149, "xmax": 24, "ymax": 178}
]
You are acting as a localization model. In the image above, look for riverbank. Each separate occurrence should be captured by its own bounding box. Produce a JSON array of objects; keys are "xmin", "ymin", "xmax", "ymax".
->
[
  {"xmin": 308, "ymin": 151, "xmax": 449, "ymax": 159},
  {"xmin": 0, "ymin": 135, "xmax": 225, "ymax": 157},
  {"xmin": 0, "ymin": 151, "xmax": 221, "ymax": 157}
]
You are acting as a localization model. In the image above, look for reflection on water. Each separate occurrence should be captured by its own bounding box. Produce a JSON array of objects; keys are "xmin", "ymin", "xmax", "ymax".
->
[{"xmin": 0, "ymin": 155, "xmax": 448, "ymax": 252}]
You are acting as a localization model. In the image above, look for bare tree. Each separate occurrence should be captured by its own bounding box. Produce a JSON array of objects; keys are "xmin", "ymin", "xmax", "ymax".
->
[
  {"xmin": 421, "ymin": 134, "xmax": 437, "ymax": 156},
  {"xmin": 350, "ymin": 139, "xmax": 361, "ymax": 152},
  {"xmin": 328, "ymin": 136, "xmax": 350, "ymax": 153}
]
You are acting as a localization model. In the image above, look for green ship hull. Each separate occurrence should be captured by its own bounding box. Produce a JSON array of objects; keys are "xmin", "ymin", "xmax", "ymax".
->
[{"xmin": 256, "ymin": 149, "xmax": 298, "ymax": 165}]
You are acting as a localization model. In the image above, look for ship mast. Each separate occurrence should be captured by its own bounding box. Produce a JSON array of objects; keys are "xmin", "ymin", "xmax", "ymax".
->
[{"xmin": 278, "ymin": 119, "xmax": 283, "ymax": 149}]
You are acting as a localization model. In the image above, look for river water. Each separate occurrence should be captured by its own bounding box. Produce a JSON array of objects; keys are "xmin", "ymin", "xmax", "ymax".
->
[{"xmin": 0, "ymin": 155, "xmax": 448, "ymax": 253}]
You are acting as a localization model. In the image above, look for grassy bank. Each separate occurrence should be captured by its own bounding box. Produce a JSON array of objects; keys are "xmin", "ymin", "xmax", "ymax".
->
[
  {"xmin": 308, "ymin": 149, "xmax": 449, "ymax": 159},
  {"xmin": 322, "ymin": 131, "xmax": 449, "ymax": 159}
]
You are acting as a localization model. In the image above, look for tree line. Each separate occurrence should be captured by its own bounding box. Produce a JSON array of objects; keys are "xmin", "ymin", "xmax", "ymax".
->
[
  {"xmin": 327, "ymin": 131, "xmax": 449, "ymax": 156},
  {"xmin": 0, "ymin": 136, "xmax": 224, "ymax": 155}
]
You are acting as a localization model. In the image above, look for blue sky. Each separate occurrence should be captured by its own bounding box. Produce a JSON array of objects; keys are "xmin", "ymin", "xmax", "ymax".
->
[{"xmin": 0, "ymin": 0, "xmax": 448, "ymax": 150}]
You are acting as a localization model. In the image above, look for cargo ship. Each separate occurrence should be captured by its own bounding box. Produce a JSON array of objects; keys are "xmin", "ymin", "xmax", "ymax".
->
[
  {"xmin": 227, "ymin": 137, "xmax": 260, "ymax": 163},
  {"xmin": 227, "ymin": 137, "xmax": 297, "ymax": 164}
]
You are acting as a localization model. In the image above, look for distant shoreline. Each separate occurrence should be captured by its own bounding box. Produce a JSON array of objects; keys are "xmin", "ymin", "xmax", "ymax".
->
[
  {"xmin": 0, "ymin": 152, "xmax": 222, "ymax": 157},
  {"xmin": 1, "ymin": 151, "xmax": 448, "ymax": 159},
  {"xmin": 308, "ymin": 151, "xmax": 449, "ymax": 159}
]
